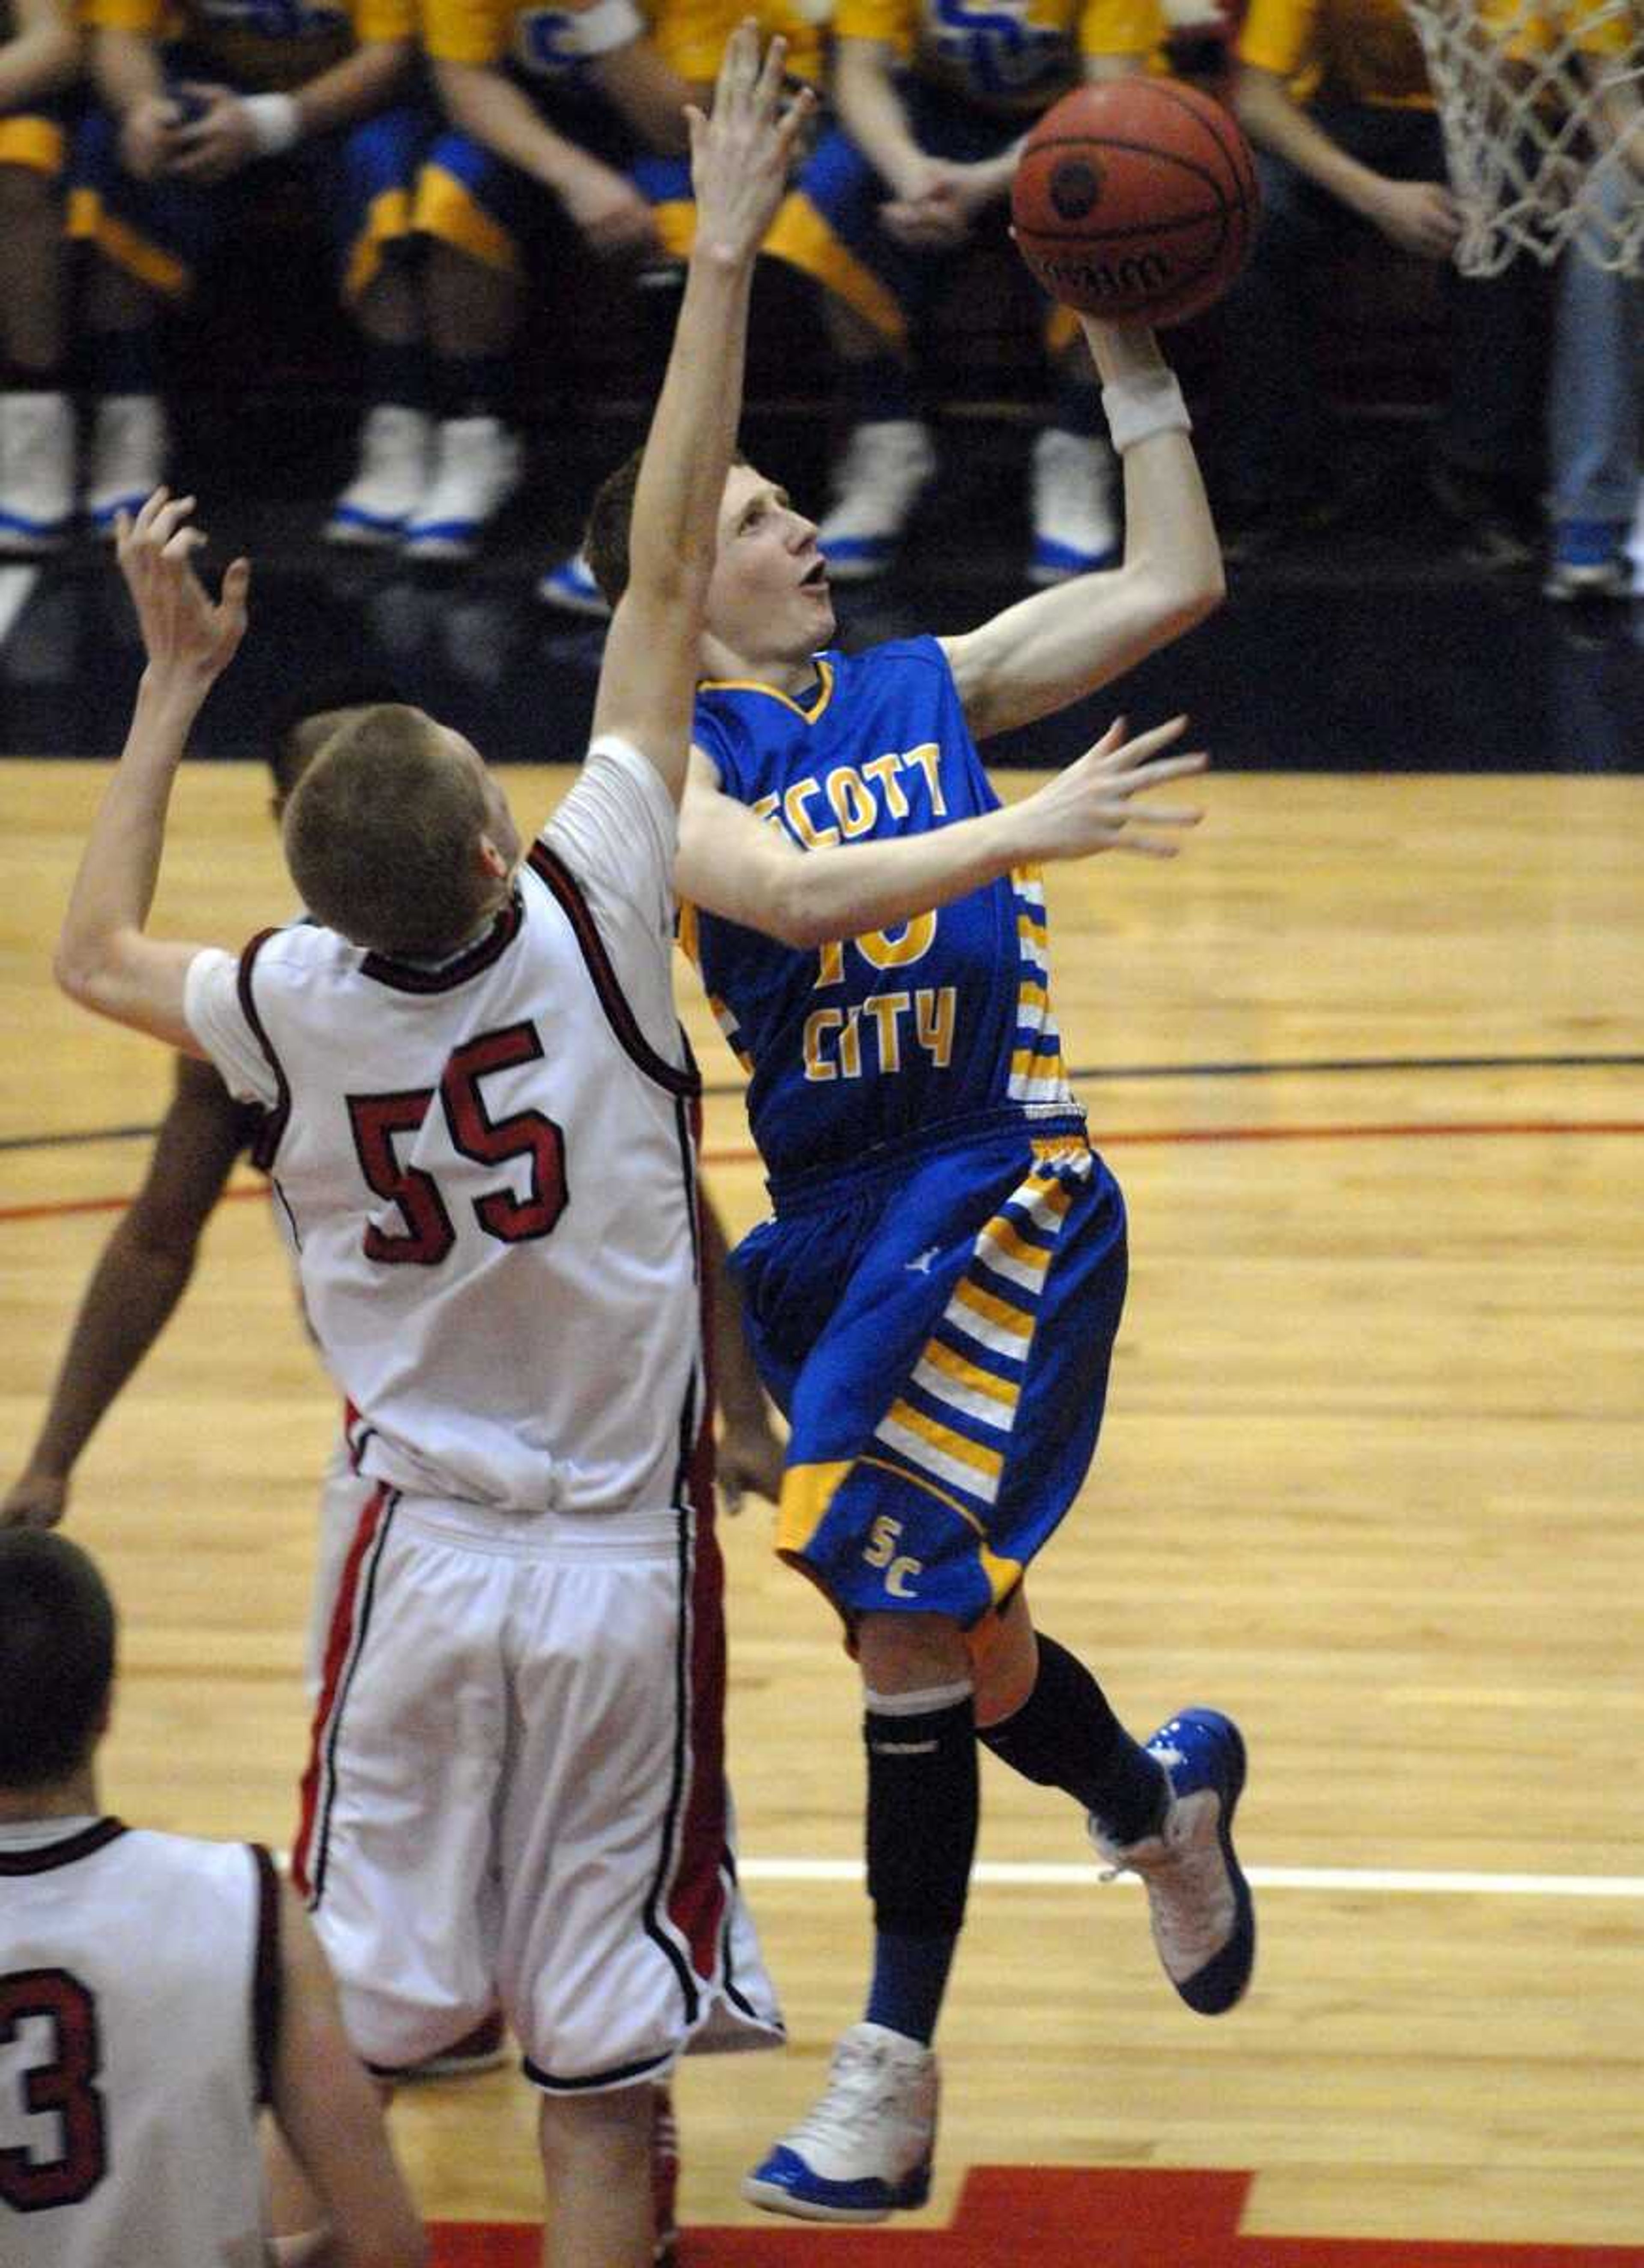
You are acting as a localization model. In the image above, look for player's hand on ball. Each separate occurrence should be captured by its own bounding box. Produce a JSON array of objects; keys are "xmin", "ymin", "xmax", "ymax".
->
[
  {"xmin": 115, "ymin": 489, "xmax": 250, "ymax": 693},
  {"xmin": 1024, "ymin": 712, "xmax": 1207, "ymax": 860}
]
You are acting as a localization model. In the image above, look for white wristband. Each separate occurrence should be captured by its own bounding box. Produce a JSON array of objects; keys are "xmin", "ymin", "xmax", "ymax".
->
[
  {"xmin": 569, "ymin": 0, "xmax": 644, "ymax": 54},
  {"xmin": 1101, "ymin": 370, "xmax": 1191, "ymax": 454},
  {"xmin": 241, "ymin": 92, "xmax": 301, "ymax": 156}
]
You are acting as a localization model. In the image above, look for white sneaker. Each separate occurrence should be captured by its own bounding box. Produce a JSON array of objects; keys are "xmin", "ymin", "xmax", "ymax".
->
[
  {"xmin": 536, "ymin": 545, "xmax": 610, "ymax": 618},
  {"xmin": 325, "ymin": 405, "xmax": 433, "ymax": 547},
  {"xmin": 0, "ymin": 393, "xmax": 75, "ymax": 554},
  {"xmin": 817, "ymin": 419, "xmax": 936, "ymax": 581},
  {"xmin": 1028, "ymin": 426, "xmax": 1119, "ymax": 585},
  {"xmin": 402, "ymin": 415, "xmax": 521, "ymax": 563},
  {"xmin": 87, "ymin": 394, "xmax": 168, "ymax": 536},
  {"xmin": 1089, "ymin": 1707, "xmax": 1255, "ymax": 2016},
  {"xmin": 742, "ymin": 2021, "xmax": 937, "ymax": 2222}
]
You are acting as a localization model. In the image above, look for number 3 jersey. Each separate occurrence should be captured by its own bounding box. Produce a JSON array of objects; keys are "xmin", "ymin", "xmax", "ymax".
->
[
  {"xmin": 0, "ymin": 1820, "xmax": 279, "ymax": 2268},
  {"xmin": 687, "ymin": 635, "xmax": 1077, "ymax": 1191},
  {"xmin": 184, "ymin": 736, "xmax": 704, "ymax": 1517}
]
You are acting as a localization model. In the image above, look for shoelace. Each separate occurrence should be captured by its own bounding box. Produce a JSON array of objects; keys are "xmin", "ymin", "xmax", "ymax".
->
[{"xmin": 784, "ymin": 2040, "xmax": 911, "ymax": 2154}]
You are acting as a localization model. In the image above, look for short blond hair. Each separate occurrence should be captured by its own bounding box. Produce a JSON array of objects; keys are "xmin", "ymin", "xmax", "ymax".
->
[{"xmin": 282, "ymin": 705, "xmax": 495, "ymax": 957}]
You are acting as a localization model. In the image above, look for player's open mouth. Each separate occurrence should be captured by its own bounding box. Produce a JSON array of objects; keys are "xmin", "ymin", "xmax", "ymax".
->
[{"xmin": 801, "ymin": 559, "xmax": 829, "ymax": 589}]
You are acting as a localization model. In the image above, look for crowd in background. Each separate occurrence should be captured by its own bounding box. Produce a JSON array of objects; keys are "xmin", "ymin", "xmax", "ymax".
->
[{"xmin": 0, "ymin": 0, "xmax": 1638, "ymax": 605}]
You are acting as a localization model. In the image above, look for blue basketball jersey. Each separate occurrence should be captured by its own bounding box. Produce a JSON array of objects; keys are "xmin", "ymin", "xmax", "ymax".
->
[{"xmin": 687, "ymin": 636, "xmax": 1076, "ymax": 1186}]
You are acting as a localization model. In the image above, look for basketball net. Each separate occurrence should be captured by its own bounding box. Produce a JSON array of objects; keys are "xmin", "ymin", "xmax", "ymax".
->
[{"xmin": 1398, "ymin": 0, "xmax": 1644, "ymax": 273}]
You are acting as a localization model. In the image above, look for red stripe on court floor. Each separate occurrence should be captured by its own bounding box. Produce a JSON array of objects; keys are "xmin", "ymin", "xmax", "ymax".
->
[
  {"xmin": 430, "ymin": 2166, "xmax": 1644, "ymax": 2264},
  {"xmin": 1, "ymin": 1121, "xmax": 1640, "ymax": 1229}
]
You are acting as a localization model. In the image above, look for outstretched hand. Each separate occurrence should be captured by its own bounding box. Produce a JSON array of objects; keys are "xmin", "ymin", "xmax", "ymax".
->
[
  {"xmin": 686, "ymin": 19, "xmax": 816, "ymax": 262},
  {"xmin": 1018, "ymin": 713, "xmax": 1207, "ymax": 860},
  {"xmin": 115, "ymin": 489, "xmax": 250, "ymax": 694}
]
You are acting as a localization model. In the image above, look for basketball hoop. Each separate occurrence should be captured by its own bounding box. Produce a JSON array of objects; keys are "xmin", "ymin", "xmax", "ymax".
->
[{"xmin": 1398, "ymin": 0, "xmax": 1644, "ymax": 274}]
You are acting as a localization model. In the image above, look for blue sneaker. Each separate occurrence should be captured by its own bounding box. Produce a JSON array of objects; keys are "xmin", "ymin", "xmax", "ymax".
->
[
  {"xmin": 1544, "ymin": 519, "xmax": 1632, "ymax": 601},
  {"xmin": 1090, "ymin": 1708, "xmax": 1254, "ymax": 2016},
  {"xmin": 742, "ymin": 2021, "xmax": 937, "ymax": 2223},
  {"xmin": 536, "ymin": 546, "xmax": 611, "ymax": 618}
]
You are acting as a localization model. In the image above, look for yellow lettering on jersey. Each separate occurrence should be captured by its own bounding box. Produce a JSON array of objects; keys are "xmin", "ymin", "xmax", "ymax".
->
[
  {"xmin": 784, "ymin": 775, "xmax": 841, "ymax": 848},
  {"xmin": 887, "ymin": 1556, "xmax": 922, "ymax": 1598},
  {"xmin": 855, "ymin": 910, "xmax": 936, "ymax": 970},
  {"xmin": 827, "ymin": 766, "xmax": 878, "ymax": 838},
  {"xmin": 750, "ymin": 792, "xmax": 781, "ymax": 826},
  {"xmin": 904, "ymin": 742, "xmax": 947, "ymax": 815},
  {"xmin": 862, "ymin": 751, "xmax": 910, "ymax": 817},
  {"xmin": 863, "ymin": 990, "xmax": 911, "ymax": 1072},
  {"xmin": 917, "ymin": 986, "xmax": 956, "ymax": 1067},
  {"xmin": 863, "ymin": 1514, "xmax": 903, "ymax": 1568},
  {"xmin": 838, "ymin": 1004, "xmax": 863, "ymax": 1079},
  {"xmin": 814, "ymin": 936, "xmax": 846, "ymax": 989},
  {"xmin": 803, "ymin": 1006, "xmax": 842, "ymax": 1079}
]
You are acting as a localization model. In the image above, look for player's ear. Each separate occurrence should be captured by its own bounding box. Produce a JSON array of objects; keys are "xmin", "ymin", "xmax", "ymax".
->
[{"xmin": 477, "ymin": 833, "xmax": 511, "ymax": 882}]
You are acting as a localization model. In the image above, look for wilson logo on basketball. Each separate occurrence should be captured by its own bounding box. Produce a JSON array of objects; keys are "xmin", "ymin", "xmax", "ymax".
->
[
  {"xmin": 1036, "ymin": 250, "xmax": 1175, "ymax": 301},
  {"xmin": 1048, "ymin": 158, "xmax": 1102, "ymax": 221}
]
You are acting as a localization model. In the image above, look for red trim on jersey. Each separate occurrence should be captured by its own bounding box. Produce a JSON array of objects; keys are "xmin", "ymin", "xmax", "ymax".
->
[
  {"xmin": 237, "ymin": 929, "xmax": 295, "ymax": 1174},
  {"xmin": 360, "ymin": 893, "xmax": 524, "ymax": 994},
  {"xmin": 525, "ymin": 843, "xmax": 700, "ymax": 1100},
  {"xmin": 291, "ymin": 1484, "xmax": 391, "ymax": 1899},
  {"xmin": 664, "ymin": 1384, "xmax": 731, "ymax": 1978}
]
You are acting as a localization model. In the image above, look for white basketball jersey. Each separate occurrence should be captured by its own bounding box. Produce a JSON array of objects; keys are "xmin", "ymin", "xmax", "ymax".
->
[
  {"xmin": 184, "ymin": 738, "xmax": 703, "ymax": 1516},
  {"xmin": 0, "ymin": 1821, "xmax": 277, "ymax": 2268}
]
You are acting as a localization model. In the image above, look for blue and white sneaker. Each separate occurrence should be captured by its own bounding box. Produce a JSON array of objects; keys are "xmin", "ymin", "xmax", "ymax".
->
[
  {"xmin": 817, "ymin": 419, "xmax": 936, "ymax": 583},
  {"xmin": 325, "ymin": 405, "xmax": 433, "ymax": 548},
  {"xmin": 1090, "ymin": 1708, "xmax": 1254, "ymax": 2016},
  {"xmin": 86, "ymin": 395, "xmax": 167, "ymax": 538},
  {"xmin": 536, "ymin": 545, "xmax": 610, "ymax": 617},
  {"xmin": 0, "ymin": 393, "xmax": 75, "ymax": 555},
  {"xmin": 1543, "ymin": 518, "xmax": 1632, "ymax": 602},
  {"xmin": 1027, "ymin": 426, "xmax": 1119, "ymax": 586},
  {"xmin": 743, "ymin": 2020, "xmax": 937, "ymax": 2223},
  {"xmin": 402, "ymin": 415, "xmax": 521, "ymax": 564}
]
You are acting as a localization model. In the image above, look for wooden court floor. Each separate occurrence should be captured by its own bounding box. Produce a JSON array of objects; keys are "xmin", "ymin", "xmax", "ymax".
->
[{"xmin": 2, "ymin": 759, "xmax": 1641, "ymax": 2255}]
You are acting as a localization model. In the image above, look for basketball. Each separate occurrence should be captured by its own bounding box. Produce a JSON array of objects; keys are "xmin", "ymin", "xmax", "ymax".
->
[{"xmin": 1011, "ymin": 77, "xmax": 1260, "ymax": 328}]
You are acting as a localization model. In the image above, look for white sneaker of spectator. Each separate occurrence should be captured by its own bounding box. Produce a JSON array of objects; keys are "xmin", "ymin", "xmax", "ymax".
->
[
  {"xmin": 402, "ymin": 414, "xmax": 521, "ymax": 563},
  {"xmin": 537, "ymin": 546, "xmax": 611, "ymax": 618},
  {"xmin": 0, "ymin": 392, "xmax": 75, "ymax": 555},
  {"xmin": 87, "ymin": 395, "xmax": 168, "ymax": 538},
  {"xmin": 325, "ymin": 405, "xmax": 435, "ymax": 548},
  {"xmin": 1027, "ymin": 427, "xmax": 1119, "ymax": 585},
  {"xmin": 817, "ymin": 419, "xmax": 936, "ymax": 581}
]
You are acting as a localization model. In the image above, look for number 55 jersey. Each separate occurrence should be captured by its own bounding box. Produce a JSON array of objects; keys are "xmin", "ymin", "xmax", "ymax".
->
[{"xmin": 182, "ymin": 735, "xmax": 703, "ymax": 1518}]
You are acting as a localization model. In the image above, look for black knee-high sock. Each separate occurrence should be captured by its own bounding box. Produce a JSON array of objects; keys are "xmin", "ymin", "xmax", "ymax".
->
[
  {"xmin": 978, "ymin": 1634, "xmax": 1167, "ymax": 1846},
  {"xmin": 862, "ymin": 1681, "xmax": 977, "ymax": 2045}
]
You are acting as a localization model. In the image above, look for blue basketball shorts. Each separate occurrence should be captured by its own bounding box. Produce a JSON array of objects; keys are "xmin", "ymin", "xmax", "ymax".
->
[
  {"xmin": 413, "ymin": 80, "xmax": 693, "ymax": 277},
  {"xmin": 70, "ymin": 67, "xmax": 426, "ymax": 303},
  {"xmin": 733, "ymin": 1109, "xmax": 1128, "ymax": 1631}
]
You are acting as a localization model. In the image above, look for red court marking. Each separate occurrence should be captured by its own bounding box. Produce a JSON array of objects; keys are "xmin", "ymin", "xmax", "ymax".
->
[
  {"xmin": 1, "ymin": 1121, "xmax": 1641, "ymax": 1228},
  {"xmin": 430, "ymin": 2166, "xmax": 1644, "ymax": 2265}
]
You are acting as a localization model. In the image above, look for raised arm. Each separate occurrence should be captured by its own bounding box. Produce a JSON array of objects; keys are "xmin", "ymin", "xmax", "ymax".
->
[
  {"xmin": 939, "ymin": 320, "xmax": 1224, "ymax": 742},
  {"xmin": 676, "ymin": 712, "xmax": 1207, "ymax": 946},
  {"xmin": 53, "ymin": 490, "xmax": 248, "ymax": 1048},
  {"xmin": 590, "ymin": 23, "xmax": 814, "ymax": 796},
  {"xmin": 2, "ymin": 1057, "xmax": 248, "ymax": 1530}
]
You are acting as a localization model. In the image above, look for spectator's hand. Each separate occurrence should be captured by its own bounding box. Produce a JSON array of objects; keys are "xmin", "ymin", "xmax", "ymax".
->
[
  {"xmin": 1013, "ymin": 712, "xmax": 1207, "ymax": 861},
  {"xmin": 119, "ymin": 93, "xmax": 187, "ymax": 182},
  {"xmin": 1366, "ymin": 175, "xmax": 1462, "ymax": 259},
  {"xmin": 558, "ymin": 156, "xmax": 662, "ymax": 258},
  {"xmin": 1, "ymin": 1467, "xmax": 69, "ymax": 1531},
  {"xmin": 168, "ymin": 83, "xmax": 261, "ymax": 182},
  {"xmin": 881, "ymin": 159, "xmax": 975, "ymax": 248},
  {"xmin": 115, "ymin": 489, "xmax": 250, "ymax": 693},
  {"xmin": 687, "ymin": 20, "xmax": 816, "ymax": 261}
]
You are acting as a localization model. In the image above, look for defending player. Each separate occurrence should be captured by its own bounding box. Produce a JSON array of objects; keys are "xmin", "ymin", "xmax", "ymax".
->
[
  {"xmin": 582, "ymin": 291, "xmax": 1256, "ymax": 2219},
  {"xmin": 51, "ymin": 30, "xmax": 808, "ymax": 2265},
  {"xmin": 0, "ymin": 1527, "xmax": 426, "ymax": 2268}
]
